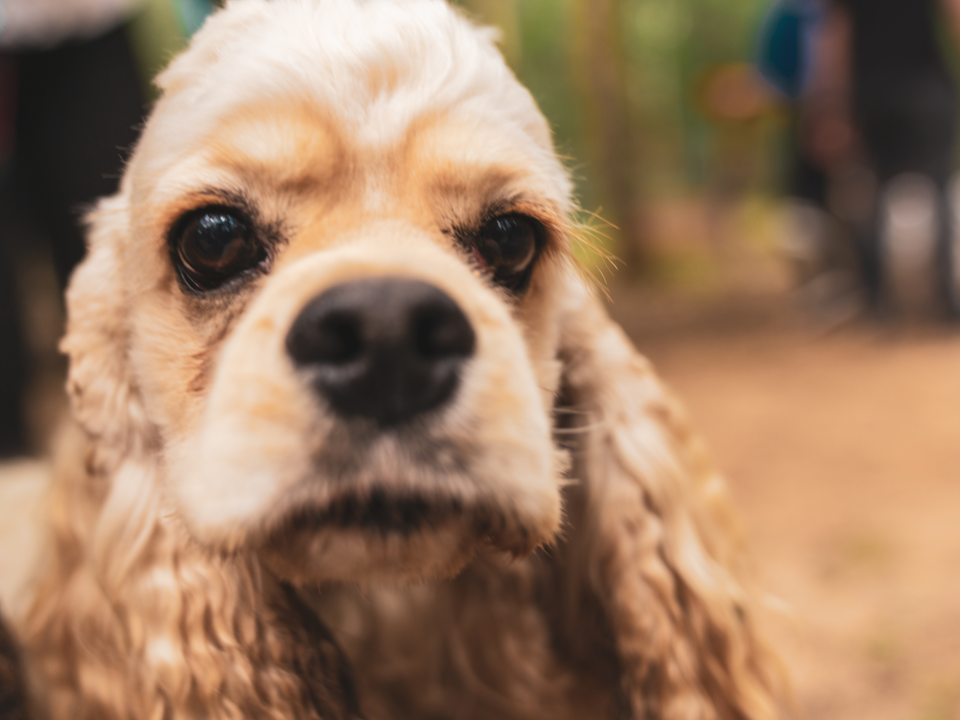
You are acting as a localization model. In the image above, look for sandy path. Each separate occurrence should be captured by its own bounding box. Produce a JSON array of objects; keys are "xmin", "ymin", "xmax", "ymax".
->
[{"xmin": 613, "ymin": 294, "xmax": 960, "ymax": 720}]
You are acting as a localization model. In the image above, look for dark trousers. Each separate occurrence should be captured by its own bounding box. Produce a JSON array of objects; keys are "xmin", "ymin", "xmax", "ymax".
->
[
  {"xmin": 0, "ymin": 23, "xmax": 145, "ymax": 455},
  {"xmin": 854, "ymin": 73, "xmax": 959, "ymax": 312}
]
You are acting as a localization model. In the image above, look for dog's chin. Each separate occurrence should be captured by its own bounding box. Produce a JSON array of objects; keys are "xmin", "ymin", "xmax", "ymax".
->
[{"xmin": 258, "ymin": 491, "xmax": 543, "ymax": 585}]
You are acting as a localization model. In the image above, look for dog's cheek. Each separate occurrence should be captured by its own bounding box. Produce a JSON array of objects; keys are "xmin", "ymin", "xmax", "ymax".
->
[
  {"xmin": 516, "ymin": 255, "xmax": 568, "ymax": 413},
  {"xmin": 451, "ymin": 302, "xmax": 563, "ymax": 547},
  {"xmin": 162, "ymin": 278, "xmax": 327, "ymax": 549},
  {"xmin": 124, "ymin": 294, "xmax": 217, "ymax": 443}
]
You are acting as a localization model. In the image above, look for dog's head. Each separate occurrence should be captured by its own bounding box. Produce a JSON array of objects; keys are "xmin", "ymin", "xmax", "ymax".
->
[{"xmin": 64, "ymin": 0, "xmax": 575, "ymax": 584}]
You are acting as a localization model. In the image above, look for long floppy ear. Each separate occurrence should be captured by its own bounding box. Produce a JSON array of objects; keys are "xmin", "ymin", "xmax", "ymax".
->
[
  {"xmin": 60, "ymin": 193, "xmax": 153, "ymax": 465},
  {"xmin": 555, "ymin": 274, "xmax": 782, "ymax": 720}
]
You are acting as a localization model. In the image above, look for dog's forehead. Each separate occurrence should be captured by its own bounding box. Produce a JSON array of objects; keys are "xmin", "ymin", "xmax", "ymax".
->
[
  {"xmin": 157, "ymin": 98, "xmax": 564, "ymax": 218},
  {"xmin": 136, "ymin": 0, "xmax": 552, "ymax": 177}
]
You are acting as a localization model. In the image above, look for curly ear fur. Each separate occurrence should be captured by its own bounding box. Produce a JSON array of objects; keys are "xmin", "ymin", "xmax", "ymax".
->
[
  {"xmin": 23, "ymin": 198, "xmax": 360, "ymax": 720},
  {"xmin": 0, "ymin": 609, "xmax": 30, "ymax": 720},
  {"xmin": 59, "ymin": 194, "xmax": 154, "ymax": 470},
  {"xmin": 24, "ymin": 456, "xmax": 359, "ymax": 719},
  {"xmin": 553, "ymin": 277, "xmax": 782, "ymax": 720}
]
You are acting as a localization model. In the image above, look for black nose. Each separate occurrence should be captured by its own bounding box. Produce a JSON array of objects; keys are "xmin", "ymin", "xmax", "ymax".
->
[{"xmin": 286, "ymin": 278, "xmax": 476, "ymax": 426}]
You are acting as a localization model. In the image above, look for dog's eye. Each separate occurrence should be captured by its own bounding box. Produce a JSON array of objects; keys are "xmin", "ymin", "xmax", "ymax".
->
[
  {"xmin": 473, "ymin": 214, "xmax": 542, "ymax": 291},
  {"xmin": 171, "ymin": 208, "xmax": 266, "ymax": 292}
]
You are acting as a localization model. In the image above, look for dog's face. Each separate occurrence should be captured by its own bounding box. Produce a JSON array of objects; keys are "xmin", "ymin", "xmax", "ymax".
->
[{"xmin": 68, "ymin": 0, "xmax": 574, "ymax": 584}]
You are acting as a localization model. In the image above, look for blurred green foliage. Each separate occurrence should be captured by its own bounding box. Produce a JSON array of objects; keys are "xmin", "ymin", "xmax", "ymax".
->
[
  {"xmin": 128, "ymin": 0, "xmax": 217, "ymax": 100},
  {"xmin": 456, "ymin": 0, "xmax": 783, "ymax": 217}
]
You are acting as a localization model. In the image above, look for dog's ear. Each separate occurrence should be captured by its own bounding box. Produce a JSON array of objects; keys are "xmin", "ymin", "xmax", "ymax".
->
[
  {"xmin": 61, "ymin": 194, "xmax": 152, "ymax": 465},
  {"xmin": 555, "ymin": 274, "xmax": 782, "ymax": 720}
]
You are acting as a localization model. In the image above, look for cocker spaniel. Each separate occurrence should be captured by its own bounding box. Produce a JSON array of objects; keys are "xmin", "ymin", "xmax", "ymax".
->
[{"xmin": 18, "ymin": 0, "xmax": 782, "ymax": 718}]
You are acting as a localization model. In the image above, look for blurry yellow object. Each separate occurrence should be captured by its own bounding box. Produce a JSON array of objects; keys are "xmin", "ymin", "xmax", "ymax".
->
[
  {"xmin": 695, "ymin": 62, "xmax": 778, "ymax": 124},
  {"xmin": 127, "ymin": 0, "xmax": 215, "ymax": 98},
  {"xmin": 455, "ymin": 0, "xmax": 520, "ymax": 68}
]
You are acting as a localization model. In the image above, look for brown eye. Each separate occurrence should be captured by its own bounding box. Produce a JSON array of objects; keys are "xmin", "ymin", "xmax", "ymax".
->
[
  {"xmin": 474, "ymin": 213, "xmax": 542, "ymax": 291},
  {"xmin": 171, "ymin": 207, "xmax": 265, "ymax": 292}
]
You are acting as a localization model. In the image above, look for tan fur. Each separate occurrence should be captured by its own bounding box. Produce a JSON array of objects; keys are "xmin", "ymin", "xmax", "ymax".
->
[{"xmin": 18, "ymin": 1, "xmax": 782, "ymax": 718}]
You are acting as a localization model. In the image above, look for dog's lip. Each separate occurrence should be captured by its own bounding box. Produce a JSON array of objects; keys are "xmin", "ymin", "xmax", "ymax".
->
[
  {"xmin": 279, "ymin": 489, "xmax": 465, "ymax": 536},
  {"xmin": 262, "ymin": 488, "xmax": 535, "ymax": 555}
]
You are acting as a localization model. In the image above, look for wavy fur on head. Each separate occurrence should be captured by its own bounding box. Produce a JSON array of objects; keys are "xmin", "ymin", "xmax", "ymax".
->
[{"xmin": 21, "ymin": 0, "xmax": 782, "ymax": 718}]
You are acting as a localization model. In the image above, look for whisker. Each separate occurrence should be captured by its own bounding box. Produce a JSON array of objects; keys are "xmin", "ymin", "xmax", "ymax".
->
[
  {"xmin": 566, "ymin": 208, "xmax": 624, "ymax": 301},
  {"xmin": 552, "ymin": 422, "xmax": 607, "ymax": 435},
  {"xmin": 552, "ymin": 406, "xmax": 594, "ymax": 415}
]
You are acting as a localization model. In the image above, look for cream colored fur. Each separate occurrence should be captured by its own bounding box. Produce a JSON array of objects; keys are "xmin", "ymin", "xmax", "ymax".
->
[{"xmin": 17, "ymin": 1, "xmax": 782, "ymax": 718}]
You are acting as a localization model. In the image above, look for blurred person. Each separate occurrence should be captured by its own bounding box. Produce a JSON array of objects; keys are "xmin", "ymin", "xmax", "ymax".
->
[
  {"xmin": 758, "ymin": 0, "xmax": 864, "ymax": 323},
  {"xmin": 0, "ymin": 0, "xmax": 148, "ymax": 456},
  {"xmin": 828, "ymin": 0, "xmax": 960, "ymax": 318}
]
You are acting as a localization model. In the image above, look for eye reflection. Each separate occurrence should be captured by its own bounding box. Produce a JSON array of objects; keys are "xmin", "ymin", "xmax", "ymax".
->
[
  {"xmin": 170, "ymin": 206, "xmax": 266, "ymax": 292},
  {"xmin": 473, "ymin": 213, "xmax": 542, "ymax": 291}
]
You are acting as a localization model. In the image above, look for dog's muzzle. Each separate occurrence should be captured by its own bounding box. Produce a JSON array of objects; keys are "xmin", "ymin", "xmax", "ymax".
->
[
  {"xmin": 167, "ymin": 257, "xmax": 560, "ymax": 577},
  {"xmin": 286, "ymin": 277, "xmax": 475, "ymax": 426}
]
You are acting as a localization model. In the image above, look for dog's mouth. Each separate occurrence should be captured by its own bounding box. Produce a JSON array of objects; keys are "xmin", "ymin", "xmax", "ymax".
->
[
  {"xmin": 281, "ymin": 490, "xmax": 466, "ymax": 536},
  {"xmin": 259, "ymin": 487, "xmax": 535, "ymax": 584}
]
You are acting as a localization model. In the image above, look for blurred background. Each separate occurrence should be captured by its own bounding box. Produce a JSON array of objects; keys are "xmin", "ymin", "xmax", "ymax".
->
[{"xmin": 3, "ymin": 0, "xmax": 960, "ymax": 717}]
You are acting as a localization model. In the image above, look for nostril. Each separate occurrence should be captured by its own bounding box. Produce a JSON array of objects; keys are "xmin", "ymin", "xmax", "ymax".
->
[
  {"xmin": 287, "ymin": 309, "xmax": 365, "ymax": 367},
  {"xmin": 315, "ymin": 313, "xmax": 364, "ymax": 364},
  {"xmin": 413, "ymin": 304, "xmax": 476, "ymax": 361}
]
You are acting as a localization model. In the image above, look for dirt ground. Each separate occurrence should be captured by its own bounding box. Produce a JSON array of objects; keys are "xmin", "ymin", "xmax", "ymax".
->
[{"xmin": 609, "ymin": 285, "xmax": 960, "ymax": 720}]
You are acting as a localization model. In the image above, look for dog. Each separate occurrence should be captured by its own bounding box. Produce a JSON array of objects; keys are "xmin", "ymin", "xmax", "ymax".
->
[{"xmin": 16, "ymin": 0, "xmax": 781, "ymax": 718}]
